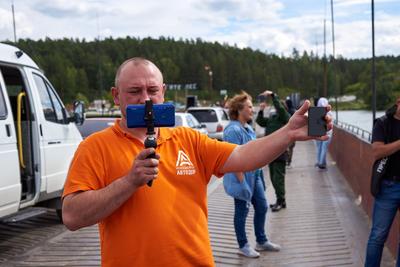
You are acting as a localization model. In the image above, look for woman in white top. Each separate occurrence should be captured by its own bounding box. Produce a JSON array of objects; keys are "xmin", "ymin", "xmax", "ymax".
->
[{"xmin": 315, "ymin": 97, "xmax": 333, "ymax": 169}]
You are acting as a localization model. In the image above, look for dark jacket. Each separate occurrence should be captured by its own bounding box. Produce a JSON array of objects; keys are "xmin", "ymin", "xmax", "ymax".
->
[
  {"xmin": 256, "ymin": 95, "xmax": 290, "ymax": 162},
  {"xmin": 256, "ymin": 95, "xmax": 290, "ymax": 136}
]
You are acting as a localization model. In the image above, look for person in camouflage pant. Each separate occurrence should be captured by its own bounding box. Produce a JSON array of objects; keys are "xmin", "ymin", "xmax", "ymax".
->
[{"xmin": 256, "ymin": 90, "xmax": 290, "ymax": 212}]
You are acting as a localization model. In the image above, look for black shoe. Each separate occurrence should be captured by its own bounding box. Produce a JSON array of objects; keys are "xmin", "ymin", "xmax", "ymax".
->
[
  {"xmin": 269, "ymin": 203, "xmax": 276, "ymax": 208},
  {"xmin": 271, "ymin": 200, "xmax": 286, "ymax": 212},
  {"xmin": 271, "ymin": 204, "xmax": 283, "ymax": 212}
]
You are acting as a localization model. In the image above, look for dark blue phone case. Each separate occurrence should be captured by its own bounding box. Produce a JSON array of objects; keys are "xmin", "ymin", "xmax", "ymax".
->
[{"xmin": 126, "ymin": 103, "xmax": 175, "ymax": 128}]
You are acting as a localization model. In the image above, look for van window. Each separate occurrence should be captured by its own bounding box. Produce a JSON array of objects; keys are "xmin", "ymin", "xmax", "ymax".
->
[
  {"xmin": 47, "ymin": 85, "xmax": 65, "ymax": 123},
  {"xmin": 33, "ymin": 74, "xmax": 66, "ymax": 124},
  {"xmin": 0, "ymin": 86, "xmax": 7, "ymax": 119},
  {"xmin": 188, "ymin": 110, "xmax": 218, "ymax": 123}
]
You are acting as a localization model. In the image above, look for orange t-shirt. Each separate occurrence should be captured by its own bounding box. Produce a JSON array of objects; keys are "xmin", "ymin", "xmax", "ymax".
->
[{"xmin": 63, "ymin": 120, "xmax": 236, "ymax": 267}]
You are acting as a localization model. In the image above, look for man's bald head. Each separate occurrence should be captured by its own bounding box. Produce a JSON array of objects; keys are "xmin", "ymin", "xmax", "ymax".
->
[
  {"xmin": 114, "ymin": 57, "xmax": 163, "ymax": 88},
  {"xmin": 111, "ymin": 57, "xmax": 166, "ymax": 117}
]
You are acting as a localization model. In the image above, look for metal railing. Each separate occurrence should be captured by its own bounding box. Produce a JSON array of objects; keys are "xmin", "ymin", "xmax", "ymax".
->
[{"xmin": 334, "ymin": 120, "xmax": 372, "ymax": 142}]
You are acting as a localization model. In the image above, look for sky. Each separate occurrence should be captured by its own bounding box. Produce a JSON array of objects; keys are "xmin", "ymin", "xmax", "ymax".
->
[{"xmin": 0, "ymin": 0, "xmax": 399, "ymax": 59}]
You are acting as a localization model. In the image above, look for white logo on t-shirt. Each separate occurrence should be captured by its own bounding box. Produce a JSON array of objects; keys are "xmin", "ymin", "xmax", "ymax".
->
[{"xmin": 176, "ymin": 150, "xmax": 196, "ymax": 175}]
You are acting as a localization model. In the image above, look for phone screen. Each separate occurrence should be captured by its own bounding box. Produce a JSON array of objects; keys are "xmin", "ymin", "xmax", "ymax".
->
[
  {"xmin": 126, "ymin": 103, "xmax": 175, "ymax": 128},
  {"xmin": 256, "ymin": 95, "xmax": 267, "ymax": 103},
  {"xmin": 308, "ymin": 107, "xmax": 327, "ymax": 136}
]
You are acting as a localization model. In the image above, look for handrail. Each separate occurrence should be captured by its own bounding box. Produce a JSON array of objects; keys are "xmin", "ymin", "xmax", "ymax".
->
[
  {"xmin": 17, "ymin": 92, "xmax": 26, "ymax": 169},
  {"xmin": 334, "ymin": 119, "xmax": 372, "ymax": 142}
]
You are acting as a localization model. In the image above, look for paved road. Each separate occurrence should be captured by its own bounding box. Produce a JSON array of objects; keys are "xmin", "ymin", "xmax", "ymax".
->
[{"xmin": 0, "ymin": 141, "xmax": 396, "ymax": 266}]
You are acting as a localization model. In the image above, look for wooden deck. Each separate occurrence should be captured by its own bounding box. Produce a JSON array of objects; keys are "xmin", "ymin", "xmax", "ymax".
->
[{"xmin": 0, "ymin": 141, "xmax": 396, "ymax": 266}]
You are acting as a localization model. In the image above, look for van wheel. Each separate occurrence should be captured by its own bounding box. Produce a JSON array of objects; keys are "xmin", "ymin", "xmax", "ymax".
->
[{"xmin": 56, "ymin": 209, "xmax": 63, "ymax": 224}]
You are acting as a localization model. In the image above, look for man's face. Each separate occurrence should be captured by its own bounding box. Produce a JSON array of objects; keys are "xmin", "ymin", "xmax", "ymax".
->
[{"xmin": 112, "ymin": 62, "xmax": 166, "ymax": 118}]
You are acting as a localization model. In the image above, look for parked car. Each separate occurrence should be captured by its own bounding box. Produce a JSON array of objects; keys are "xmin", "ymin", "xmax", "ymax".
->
[
  {"xmin": 175, "ymin": 112, "xmax": 208, "ymax": 135},
  {"xmin": 187, "ymin": 107, "xmax": 230, "ymax": 140},
  {"xmin": 77, "ymin": 117, "xmax": 117, "ymax": 139}
]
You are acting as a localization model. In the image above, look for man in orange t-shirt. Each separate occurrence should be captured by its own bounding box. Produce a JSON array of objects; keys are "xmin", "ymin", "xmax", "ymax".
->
[{"xmin": 62, "ymin": 57, "xmax": 332, "ymax": 267}]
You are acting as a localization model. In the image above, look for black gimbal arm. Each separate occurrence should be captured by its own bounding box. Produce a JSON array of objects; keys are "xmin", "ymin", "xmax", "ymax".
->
[{"xmin": 144, "ymin": 100, "xmax": 157, "ymax": 187}]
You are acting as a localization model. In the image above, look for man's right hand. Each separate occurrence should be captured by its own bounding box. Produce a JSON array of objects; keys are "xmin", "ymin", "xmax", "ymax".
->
[
  {"xmin": 62, "ymin": 148, "xmax": 160, "ymax": 231},
  {"xmin": 127, "ymin": 148, "xmax": 160, "ymax": 187}
]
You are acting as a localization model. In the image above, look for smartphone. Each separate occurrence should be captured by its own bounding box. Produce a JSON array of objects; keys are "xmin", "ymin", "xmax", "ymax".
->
[
  {"xmin": 126, "ymin": 103, "xmax": 175, "ymax": 128},
  {"xmin": 308, "ymin": 107, "xmax": 327, "ymax": 136},
  {"xmin": 256, "ymin": 95, "xmax": 267, "ymax": 103}
]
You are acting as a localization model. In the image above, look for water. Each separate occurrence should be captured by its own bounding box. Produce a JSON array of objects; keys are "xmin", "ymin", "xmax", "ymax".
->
[{"xmin": 333, "ymin": 110, "xmax": 385, "ymax": 132}]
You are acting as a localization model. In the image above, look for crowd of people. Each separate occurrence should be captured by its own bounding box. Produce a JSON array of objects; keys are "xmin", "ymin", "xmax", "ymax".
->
[{"xmin": 61, "ymin": 56, "xmax": 400, "ymax": 267}]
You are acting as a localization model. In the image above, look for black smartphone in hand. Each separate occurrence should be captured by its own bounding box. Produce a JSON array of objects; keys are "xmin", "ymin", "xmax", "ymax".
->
[
  {"xmin": 308, "ymin": 107, "xmax": 327, "ymax": 136},
  {"xmin": 256, "ymin": 94, "xmax": 267, "ymax": 103}
]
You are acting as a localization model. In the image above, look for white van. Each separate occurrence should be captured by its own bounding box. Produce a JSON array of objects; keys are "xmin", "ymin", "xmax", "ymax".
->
[{"xmin": 0, "ymin": 43, "xmax": 84, "ymax": 222}]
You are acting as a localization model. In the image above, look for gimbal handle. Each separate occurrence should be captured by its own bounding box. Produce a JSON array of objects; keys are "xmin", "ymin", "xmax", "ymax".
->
[{"xmin": 144, "ymin": 100, "xmax": 156, "ymax": 187}]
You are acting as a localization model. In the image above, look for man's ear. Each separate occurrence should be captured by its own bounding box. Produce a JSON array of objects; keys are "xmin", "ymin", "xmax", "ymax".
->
[
  {"xmin": 160, "ymin": 84, "xmax": 167, "ymax": 102},
  {"xmin": 111, "ymin": 87, "xmax": 120, "ymax": 105}
]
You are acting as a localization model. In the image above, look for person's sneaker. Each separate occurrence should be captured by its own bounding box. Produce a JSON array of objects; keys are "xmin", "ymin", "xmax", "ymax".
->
[
  {"xmin": 255, "ymin": 241, "xmax": 281, "ymax": 252},
  {"xmin": 238, "ymin": 243, "xmax": 260, "ymax": 258}
]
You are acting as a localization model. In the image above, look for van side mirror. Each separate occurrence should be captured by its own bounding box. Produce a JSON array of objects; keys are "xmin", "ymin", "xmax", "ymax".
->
[{"xmin": 70, "ymin": 100, "xmax": 85, "ymax": 125}]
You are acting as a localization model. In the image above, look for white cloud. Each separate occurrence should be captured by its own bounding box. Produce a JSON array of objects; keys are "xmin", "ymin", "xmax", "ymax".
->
[
  {"xmin": 0, "ymin": 8, "xmax": 13, "ymax": 39},
  {"xmin": 32, "ymin": 0, "xmax": 115, "ymax": 18},
  {"xmin": 336, "ymin": 0, "xmax": 398, "ymax": 8},
  {"xmin": 0, "ymin": 0, "xmax": 399, "ymax": 58},
  {"xmin": 0, "ymin": 5, "xmax": 34, "ymax": 41},
  {"xmin": 195, "ymin": 0, "xmax": 283, "ymax": 21}
]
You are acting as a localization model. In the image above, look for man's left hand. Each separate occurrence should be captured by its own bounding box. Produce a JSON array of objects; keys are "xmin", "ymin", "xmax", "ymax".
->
[{"xmin": 286, "ymin": 100, "xmax": 333, "ymax": 142}]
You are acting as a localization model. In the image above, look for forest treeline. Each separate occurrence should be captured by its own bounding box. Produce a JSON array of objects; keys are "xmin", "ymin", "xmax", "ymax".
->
[{"xmin": 7, "ymin": 37, "xmax": 400, "ymax": 109}]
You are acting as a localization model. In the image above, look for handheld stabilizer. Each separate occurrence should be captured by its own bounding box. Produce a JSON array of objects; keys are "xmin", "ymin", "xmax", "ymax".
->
[{"xmin": 126, "ymin": 101, "xmax": 175, "ymax": 187}]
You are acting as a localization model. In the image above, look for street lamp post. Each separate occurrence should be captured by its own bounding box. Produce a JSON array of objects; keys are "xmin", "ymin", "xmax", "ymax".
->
[
  {"xmin": 371, "ymin": 0, "xmax": 376, "ymax": 126},
  {"xmin": 330, "ymin": 0, "xmax": 338, "ymax": 123},
  {"xmin": 11, "ymin": 0, "xmax": 17, "ymax": 43}
]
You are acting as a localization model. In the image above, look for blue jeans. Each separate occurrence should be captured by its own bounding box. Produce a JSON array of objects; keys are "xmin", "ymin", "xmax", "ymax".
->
[
  {"xmin": 365, "ymin": 180, "xmax": 400, "ymax": 267},
  {"xmin": 234, "ymin": 175, "xmax": 268, "ymax": 248},
  {"xmin": 316, "ymin": 137, "xmax": 331, "ymax": 167}
]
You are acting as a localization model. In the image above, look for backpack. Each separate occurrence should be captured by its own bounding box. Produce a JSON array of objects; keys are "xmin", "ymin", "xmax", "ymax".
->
[{"xmin": 370, "ymin": 115, "xmax": 392, "ymax": 197}]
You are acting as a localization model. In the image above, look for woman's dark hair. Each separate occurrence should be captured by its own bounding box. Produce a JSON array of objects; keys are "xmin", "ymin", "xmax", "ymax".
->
[{"xmin": 227, "ymin": 91, "xmax": 252, "ymax": 120}]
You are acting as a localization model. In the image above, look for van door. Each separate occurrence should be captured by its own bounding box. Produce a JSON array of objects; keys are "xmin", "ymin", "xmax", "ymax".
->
[
  {"xmin": 1, "ymin": 65, "xmax": 38, "ymax": 203},
  {"xmin": 0, "ymin": 72, "xmax": 21, "ymax": 218},
  {"xmin": 30, "ymin": 70, "xmax": 81, "ymax": 194}
]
